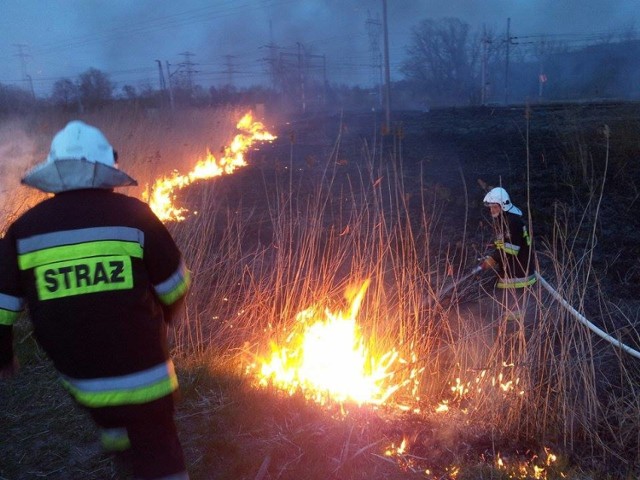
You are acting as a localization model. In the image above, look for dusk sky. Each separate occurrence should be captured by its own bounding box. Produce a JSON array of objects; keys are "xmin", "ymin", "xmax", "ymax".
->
[{"xmin": 1, "ymin": 0, "xmax": 638, "ymax": 96}]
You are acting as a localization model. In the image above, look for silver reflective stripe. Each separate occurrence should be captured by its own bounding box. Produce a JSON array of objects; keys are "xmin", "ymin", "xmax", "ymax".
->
[
  {"xmin": 502, "ymin": 274, "xmax": 535, "ymax": 284},
  {"xmin": 156, "ymin": 472, "xmax": 190, "ymax": 480},
  {"xmin": 0, "ymin": 292, "xmax": 24, "ymax": 312},
  {"xmin": 17, "ymin": 226, "xmax": 145, "ymax": 253},
  {"xmin": 154, "ymin": 260, "xmax": 188, "ymax": 296},
  {"xmin": 62, "ymin": 360, "xmax": 174, "ymax": 392},
  {"xmin": 504, "ymin": 242, "xmax": 520, "ymax": 253}
]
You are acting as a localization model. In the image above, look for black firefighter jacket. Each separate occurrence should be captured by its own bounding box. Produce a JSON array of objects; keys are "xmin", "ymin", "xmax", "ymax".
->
[
  {"xmin": 489, "ymin": 211, "xmax": 536, "ymax": 288},
  {"xmin": 0, "ymin": 189, "xmax": 191, "ymax": 408}
]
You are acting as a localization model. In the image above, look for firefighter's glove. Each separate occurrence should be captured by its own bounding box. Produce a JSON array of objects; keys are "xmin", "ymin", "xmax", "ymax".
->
[{"xmin": 479, "ymin": 256, "xmax": 497, "ymax": 271}]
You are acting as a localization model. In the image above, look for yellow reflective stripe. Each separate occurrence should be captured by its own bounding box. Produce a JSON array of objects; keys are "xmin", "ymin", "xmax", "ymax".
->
[
  {"xmin": 496, "ymin": 241, "xmax": 520, "ymax": 256},
  {"xmin": 18, "ymin": 241, "xmax": 143, "ymax": 270},
  {"xmin": 0, "ymin": 309, "xmax": 20, "ymax": 326},
  {"xmin": 62, "ymin": 374, "xmax": 178, "ymax": 408},
  {"xmin": 497, "ymin": 275, "xmax": 537, "ymax": 288},
  {"xmin": 0, "ymin": 293, "xmax": 24, "ymax": 325},
  {"xmin": 101, "ymin": 428, "xmax": 131, "ymax": 452},
  {"xmin": 158, "ymin": 272, "xmax": 190, "ymax": 305},
  {"xmin": 503, "ymin": 244, "xmax": 519, "ymax": 255},
  {"xmin": 156, "ymin": 262, "xmax": 191, "ymax": 305}
]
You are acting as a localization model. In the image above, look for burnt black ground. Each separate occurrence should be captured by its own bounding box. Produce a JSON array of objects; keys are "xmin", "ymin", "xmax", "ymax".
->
[
  {"xmin": 189, "ymin": 102, "xmax": 640, "ymax": 476},
  {"xmin": 262, "ymin": 103, "xmax": 640, "ymax": 307}
]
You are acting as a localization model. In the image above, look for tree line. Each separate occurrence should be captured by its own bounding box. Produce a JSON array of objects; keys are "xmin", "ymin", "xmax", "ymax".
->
[{"xmin": 2, "ymin": 17, "xmax": 639, "ymax": 114}]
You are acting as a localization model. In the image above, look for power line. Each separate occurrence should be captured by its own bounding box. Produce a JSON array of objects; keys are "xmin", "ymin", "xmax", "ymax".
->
[{"xmin": 22, "ymin": 0, "xmax": 298, "ymax": 59}]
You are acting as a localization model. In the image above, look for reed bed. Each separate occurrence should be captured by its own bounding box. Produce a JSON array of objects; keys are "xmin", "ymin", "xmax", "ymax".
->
[{"xmin": 1, "ymin": 105, "xmax": 638, "ymax": 479}]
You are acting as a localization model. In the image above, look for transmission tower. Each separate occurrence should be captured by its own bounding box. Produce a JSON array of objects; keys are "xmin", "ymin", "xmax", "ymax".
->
[
  {"xmin": 178, "ymin": 51, "xmax": 198, "ymax": 90},
  {"xmin": 224, "ymin": 55, "xmax": 236, "ymax": 87},
  {"xmin": 12, "ymin": 43, "xmax": 35, "ymax": 98},
  {"xmin": 264, "ymin": 20, "xmax": 280, "ymax": 89}
]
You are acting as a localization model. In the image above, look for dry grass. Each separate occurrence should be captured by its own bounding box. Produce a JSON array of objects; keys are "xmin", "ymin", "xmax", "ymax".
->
[{"xmin": 1, "ymin": 105, "xmax": 639, "ymax": 479}]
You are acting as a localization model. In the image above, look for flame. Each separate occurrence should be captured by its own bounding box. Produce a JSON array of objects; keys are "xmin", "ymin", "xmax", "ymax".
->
[
  {"xmin": 143, "ymin": 111, "xmax": 276, "ymax": 222},
  {"xmin": 256, "ymin": 280, "xmax": 408, "ymax": 405},
  {"xmin": 385, "ymin": 438, "xmax": 408, "ymax": 456}
]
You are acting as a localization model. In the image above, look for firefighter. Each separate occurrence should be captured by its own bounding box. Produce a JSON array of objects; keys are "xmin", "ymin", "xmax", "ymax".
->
[
  {"xmin": 478, "ymin": 187, "xmax": 536, "ymax": 361},
  {"xmin": 0, "ymin": 120, "xmax": 191, "ymax": 480},
  {"xmin": 478, "ymin": 187, "xmax": 536, "ymax": 287}
]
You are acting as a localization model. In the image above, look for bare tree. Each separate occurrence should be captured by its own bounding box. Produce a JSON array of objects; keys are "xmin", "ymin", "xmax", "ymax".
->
[
  {"xmin": 78, "ymin": 68, "xmax": 113, "ymax": 110},
  {"xmin": 121, "ymin": 85, "xmax": 137, "ymax": 100},
  {"xmin": 401, "ymin": 18, "xmax": 481, "ymax": 106},
  {"xmin": 51, "ymin": 78, "xmax": 79, "ymax": 110},
  {"xmin": 0, "ymin": 83, "xmax": 36, "ymax": 113}
]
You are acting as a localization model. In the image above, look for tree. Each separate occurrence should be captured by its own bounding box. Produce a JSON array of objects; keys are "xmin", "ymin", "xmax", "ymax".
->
[
  {"xmin": 121, "ymin": 85, "xmax": 137, "ymax": 100},
  {"xmin": 51, "ymin": 78, "xmax": 79, "ymax": 110},
  {"xmin": 401, "ymin": 18, "xmax": 481, "ymax": 106},
  {"xmin": 78, "ymin": 68, "xmax": 113, "ymax": 109},
  {"xmin": 0, "ymin": 83, "xmax": 36, "ymax": 114}
]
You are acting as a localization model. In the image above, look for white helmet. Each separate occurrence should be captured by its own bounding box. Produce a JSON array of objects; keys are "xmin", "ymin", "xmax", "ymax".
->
[
  {"xmin": 483, "ymin": 187, "xmax": 522, "ymax": 216},
  {"xmin": 22, "ymin": 120, "xmax": 137, "ymax": 193}
]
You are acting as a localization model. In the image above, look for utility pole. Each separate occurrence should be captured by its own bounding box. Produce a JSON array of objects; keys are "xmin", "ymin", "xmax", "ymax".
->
[
  {"xmin": 155, "ymin": 60, "xmax": 166, "ymax": 92},
  {"xmin": 366, "ymin": 10, "xmax": 383, "ymax": 109},
  {"xmin": 321, "ymin": 54, "xmax": 327, "ymax": 107},
  {"xmin": 296, "ymin": 42, "xmax": 306, "ymax": 113},
  {"xmin": 165, "ymin": 61, "xmax": 176, "ymax": 110},
  {"xmin": 382, "ymin": 0, "xmax": 392, "ymax": 131},
  {"xmin": 504, "ymin": 18, "xmax": 517, "ymax": 105},
  {"xmin": 481, "ymin": 25, "xmax": 491, "ymax": 105},
  {"xmin": 25, "ymin": 75, "xmax": 35, "ymax": 99},
  {"xmin": 155, "ymin": 60, "xmax": 167, "ymax": 108},
  {"xmin": 537, "ymin": 39, "xmax": 547, "ymax": 101}
]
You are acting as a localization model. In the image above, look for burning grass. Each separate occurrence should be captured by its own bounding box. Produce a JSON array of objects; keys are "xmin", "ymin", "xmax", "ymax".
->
[{"xmin": 1, "ymin": 105, "xmax": 640, "ymax": 479}]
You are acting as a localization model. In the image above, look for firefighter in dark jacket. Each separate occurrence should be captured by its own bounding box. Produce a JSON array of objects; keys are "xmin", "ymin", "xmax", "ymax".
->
[
  {"xmin": 478, "ymin": 187, "xmax": 536, "ymax": 361},
  {"xmin": 0, "ymin": 121, "xmax": 191, "ymax": 480},
  {"xmin": 478, "ymin": 187, "xmax": 536, "ymax": 289}
]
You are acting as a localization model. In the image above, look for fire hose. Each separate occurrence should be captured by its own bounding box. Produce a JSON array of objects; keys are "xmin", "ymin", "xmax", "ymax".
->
[
  {"xmin": 433, "ymin": 265, "xmax": 483, "ymax": 303},
  {"xmin": 435, "ymin": 266, "xmax": 640, "ymax": 360},
  {"xmin": 534, "ymin": 272, "xmax": 640, "ymax": 360}
]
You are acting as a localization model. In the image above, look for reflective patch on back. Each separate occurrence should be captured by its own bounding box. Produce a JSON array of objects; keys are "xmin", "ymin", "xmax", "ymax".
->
[{"xmin": 35, "ymin": 255, "xmax": 133, "ymax": 300}]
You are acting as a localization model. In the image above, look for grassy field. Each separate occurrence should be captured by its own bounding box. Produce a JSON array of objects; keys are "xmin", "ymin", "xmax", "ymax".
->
[{"xmin": 1, "ymin": 103, "xmax": 639, "ymax": 479}]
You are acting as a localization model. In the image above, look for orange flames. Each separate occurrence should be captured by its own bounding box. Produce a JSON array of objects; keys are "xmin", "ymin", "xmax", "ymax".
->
[
  {"xmin": 256, "ymin": 280, "xmax": 413, "ymax": 405},
  {"xmin": 144, "ymin": 112, "xmax": 276, "ymax": 222}
]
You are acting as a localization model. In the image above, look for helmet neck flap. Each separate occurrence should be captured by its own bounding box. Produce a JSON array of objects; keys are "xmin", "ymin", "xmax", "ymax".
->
[{"xmin": 22, "ymin": 120, "xmax": 137, "ymax": 194}]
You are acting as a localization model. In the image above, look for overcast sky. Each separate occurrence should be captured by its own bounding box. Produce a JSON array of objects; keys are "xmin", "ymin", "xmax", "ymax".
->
[{"xmin": 1, "ymin": 0, "xmax": 638, "ymax": 96}]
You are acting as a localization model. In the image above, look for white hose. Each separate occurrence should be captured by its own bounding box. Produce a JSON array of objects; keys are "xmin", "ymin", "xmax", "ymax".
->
[
  {"xmin": 535, "ymin": 272, "xmax": 640, "ymax": 360},
  {"xmin": 435, "ymin": 266, "xmax": 482, "ymax": 302}
]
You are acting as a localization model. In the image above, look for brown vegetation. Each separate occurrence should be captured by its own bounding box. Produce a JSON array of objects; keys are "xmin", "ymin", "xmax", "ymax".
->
[{"xmin": 1, "ymin": 102, "xmax": 640, "ymax": 479}]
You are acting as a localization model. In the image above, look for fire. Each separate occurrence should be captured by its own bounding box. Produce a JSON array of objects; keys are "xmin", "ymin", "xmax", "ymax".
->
[
  {"xmin": 257, "ymin": 280, "xmax": 408, "ymax": 405},
  {"xmin": 143, "ymin": 111, "xmax": 276, "ymax": 222}
]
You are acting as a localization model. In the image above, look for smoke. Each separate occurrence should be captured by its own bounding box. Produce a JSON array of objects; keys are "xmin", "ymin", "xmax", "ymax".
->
[
  {"xmin": 0, "ymin": 119, "xmax": 45, "ymax": 229},
  {"xmin": 2, "ymin": 0, "xmax": 639, "ymax": 95}
]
